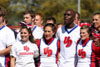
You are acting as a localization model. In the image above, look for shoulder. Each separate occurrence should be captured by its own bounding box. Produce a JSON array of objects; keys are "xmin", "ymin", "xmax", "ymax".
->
[
  {"xmin": 32, "ymin": 26, "xmax": 44, "ymax": 34},
  {"xmin": 75, "ymin": 25, "xmax": 80, "ymax": 30},
  {"xmin": 12, "ymin": 41, "xmax": 20, "ymax": 48},
  {"xmin": 53, "ymin": 38, "xmax": 60, "ymax": 44},
  {"xmin": 36, "ymin": 39, "xmax": 41, "ymax": 48},
  {"xmin": 74, "ymin": 25, "xmax": 80, "ymax": 33},
  {"xmin": 77, "ymin": 25, "xmax": 81, "ymax": 29},
  {"xmin": 36, "ymin": 26, "xmax": 43, "ymax": 31},
  {"xmin": 5, "ymin": 26, "xmax": 13, "ymax": 31},
  {"xmin": 29, "ymin": 41, "xmax": 38, "ymax": 47},
  {"xmin": 5, "ymin": 26, "xmax": 15, "ymax": 34},
  {"xmin": 56, "ymin": 26, "xmax": 65, "ymax": 33},
  {"xmin": 30, "ymin": 42, "xmax": 38, "ymax": 50},
  {"xmin": 33, "ymin": 43, "xmax": 38, "ymax": 48},
  {"xmin": 76, "ymin": 38, "xmax": 81, "ymax": 45}
]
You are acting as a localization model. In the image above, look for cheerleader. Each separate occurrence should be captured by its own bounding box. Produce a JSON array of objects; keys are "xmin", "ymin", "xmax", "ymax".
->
[
  {"xmin": 76, "ymin": 25, "xmax": 96, "ymax": 67},
  {"xmin": 10, "ymin": 26, "xmax": 39, "ymax": 67},
  {"xmin": 37, "ymin": 23, "xmax": 60, "ymax": 67}
]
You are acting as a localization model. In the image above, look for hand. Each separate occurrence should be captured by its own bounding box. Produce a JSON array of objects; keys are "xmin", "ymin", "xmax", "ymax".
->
[{"xmin": 94, "ymin": 38, "xmax": 100, "ymax": 47}]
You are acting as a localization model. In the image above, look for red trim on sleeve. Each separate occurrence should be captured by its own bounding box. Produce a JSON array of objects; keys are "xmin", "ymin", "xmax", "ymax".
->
[
  {"xmin": 36, "ymin": 39, "xmax": 41, "ymax": 48},
  {"xmin": 76, "ymin": 38, "xmax": 81, "ymax": 45},
  {"xmin": 57, "ymin": 40, "xmax": 60, "ymax": 51},
  {"xmin": 5, "ymin": 55, "xmax": 10, "ymax": 67},
  {"xmin": 90, "ymin": 42, "xmax": 96, "ymax": 67},
  {"xmin": 37, "ymin": 62, "xmax": 40, "ymax": 67},
  {"xmin": 36, "ymin": 39, "xmax": 41, "ymax": 67},
  {"xmin": 56, "ymin": 40, "xmax": 60, "ymax": 64}
]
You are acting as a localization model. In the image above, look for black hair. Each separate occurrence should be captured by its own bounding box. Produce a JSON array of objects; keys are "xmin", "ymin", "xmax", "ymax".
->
[
  {"xmin": 65, "ymin": 9, "xmax": 76, "ymax": 19},
  {"xmin": 43, "ymin": 23, "xmax": 57, "ymax": 38},
  {"xmin": 46, "ymin": 17, "xmax": 56, "ymax": 24},
  {"xmin": 64, "ymin": 9, "xmax": 76, "ymax": 27},
  {"xmin": 93, "ymin": 12, "xmax": 100, "ymax": 16}
]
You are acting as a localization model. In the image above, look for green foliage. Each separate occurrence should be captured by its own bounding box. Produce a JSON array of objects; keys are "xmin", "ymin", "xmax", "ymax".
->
[
  {"xmin": 0, "ymin": 0, "xmax": 100, "ymax": 25},
  {"xmin": 81, "ymin": 0, "xmax": 100, "ymax": 23},
  {"xmin": 35, "ymin": 0, "xmax": 77, "ymax": 24},
  {"xmin": 0, "ymin": 0, "xmax": 10, "ymax": 7}
]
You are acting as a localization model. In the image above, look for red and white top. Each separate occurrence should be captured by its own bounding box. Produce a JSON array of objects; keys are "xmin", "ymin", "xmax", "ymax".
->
[
  {"xmin": 37, "ymin": 37, "xmax": 60, "ymax": 67},
  {"xmin": 56, "ymin": 25, "xmax": 80, "ymax": 67},
  {"xmin": 76, "ymin": 38, "xmax": 96, "ymax": 67},
  {"xmin": 91, "ymin": 26, "xmax": 100, "ymax": 67}
]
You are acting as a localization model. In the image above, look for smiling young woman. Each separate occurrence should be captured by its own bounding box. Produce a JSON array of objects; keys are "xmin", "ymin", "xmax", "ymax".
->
[
  {"xmin": 36, "ymin": 23, "xmax": 60, "ymax": 67},
  {"xmin": 76, "ymin": 25, "xmax": 96, "ymax": 67},
  {"xmin": 10, "ymin": 26, "xmax": 39, "ymax": 67}
]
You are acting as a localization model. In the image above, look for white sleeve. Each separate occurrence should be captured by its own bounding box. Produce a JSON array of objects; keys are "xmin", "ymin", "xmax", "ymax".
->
[
  {"xmin": 6, "ymin": 29, "xmax": 15, "ymax": 47},
  {"xmin": 56, "ymin": 28, "xmax": 60, "ymax": 39},
  {"xmin": 32, "ymin": 28, "xmax": 44, "ymax": 40},
  {"xmin": 16, "ymin": 32, "xmax": 21, "ymax": 41},
  {"xmin": 36, "ymin": 29, "xmax": 44, "ymax": 39},
  {"xmin": 34, "ymin": 44, "xmax": 39, "ymax": 58},
  {"xmin": 10, "ymin": 43, "xmax": 17, "ymax": 58}
]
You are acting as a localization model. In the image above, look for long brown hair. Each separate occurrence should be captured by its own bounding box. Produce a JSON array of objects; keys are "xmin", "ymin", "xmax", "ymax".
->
[
  {"xmin": 80, "ymin": 25, "xmax": 93, "ymax": 40},
  {"xmin": 43, "ymin": 23, "xmax": 57, "ymax": 38},
  {"xmin": 20, "ymin": 25, "xmax": 35, "ymax": 43}
]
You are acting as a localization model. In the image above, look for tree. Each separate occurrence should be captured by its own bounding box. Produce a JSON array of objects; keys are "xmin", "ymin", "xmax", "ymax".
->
[
  {"xmin": 35, "ymin": 0, "xmax": 77, "ymax": 24},
  {"xmin": 0, "ymin": 0, "xmax": 100, "ymax": 25},
  {"xmin": 81, "ymin": 0, "xmax": 100, "ymax": 23}
]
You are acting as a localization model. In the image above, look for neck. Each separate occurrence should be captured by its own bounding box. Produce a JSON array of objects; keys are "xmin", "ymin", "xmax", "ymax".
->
[
  {"xmin": 0, "ymin": 23, "xmax": 4, "ymax": 28},
  {"xmin": 44, "ymin": 37, "xmax": 54, "ymax": 45},
  {"xmin": 26, "ymin": 22, "xmax": 32, "ymax": 25},
  {"xmin": 66, "ymin": 23, "xmax": 75, "ymax": 29},
  {"xmin": 82, "ymin": 37, "xmax": 90, "ymax": 46},
  {"xmin": 82, "ymin": 37, "xmax": 90, "ymax": 43},
  {"xmin": 39, "ymin": 24, "xmax": 43, "ymax": 28},
  {"xmin": 32, "ymin": 23, "xmax": 35, "ymax": 29}
]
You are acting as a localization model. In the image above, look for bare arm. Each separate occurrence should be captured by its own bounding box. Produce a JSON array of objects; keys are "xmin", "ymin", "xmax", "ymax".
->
[
  {"xmin": 0, "ymin": 45, "xmax": 12, "ymax": 56},
  {"xmin": 10, "ymin": 56, "xmax": 16, "ymax": 67}
]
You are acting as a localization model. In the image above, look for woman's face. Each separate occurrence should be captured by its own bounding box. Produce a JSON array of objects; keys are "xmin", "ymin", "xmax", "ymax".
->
[
  {"xmin": 44, "ymin": 26, "xmax": 54, "ymax": 40},
  {"xmin": 80, "ymin": 29, "xmax": 89, "ymax": 40},
  {"xmin": 20, "ymin": 28, "xmax": 30, "ymax": 42}
]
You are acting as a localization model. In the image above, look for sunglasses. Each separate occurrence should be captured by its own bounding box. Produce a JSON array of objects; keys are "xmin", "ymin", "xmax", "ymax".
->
[{"xmin": 64, "ymin": 13, "xmax": 71, "ymax": 16}]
